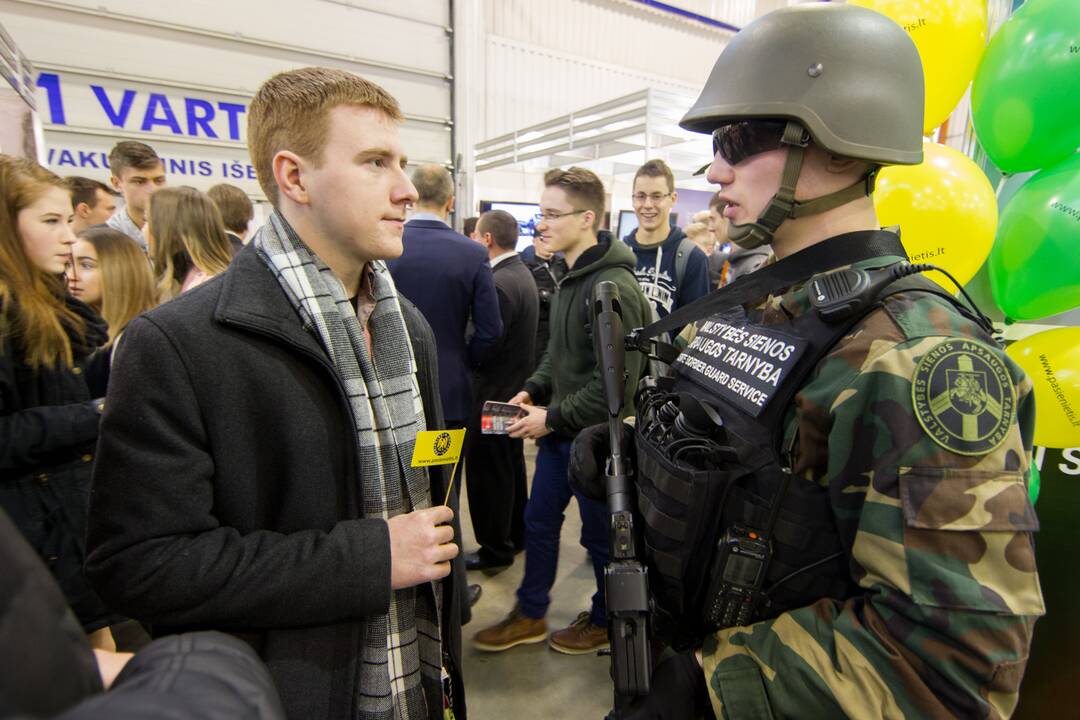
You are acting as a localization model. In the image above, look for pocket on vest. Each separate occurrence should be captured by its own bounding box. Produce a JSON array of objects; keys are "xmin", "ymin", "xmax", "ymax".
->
[{"xmin": 897, "ymin": 466, "xmax": 1044, "ymax": 616}]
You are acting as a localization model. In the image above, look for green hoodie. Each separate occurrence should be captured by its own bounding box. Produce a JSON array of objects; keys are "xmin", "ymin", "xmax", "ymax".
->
[{"xmin": 523, "ymin": 233, "xmax": 649, "ymax": 436}]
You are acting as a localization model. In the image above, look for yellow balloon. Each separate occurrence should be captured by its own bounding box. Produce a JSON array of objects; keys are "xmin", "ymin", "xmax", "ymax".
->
[
  {"xmin": 873, "ymin": 141, "xmax": 997, "ymax": 288},
  {"xmin": 1006, "ymin": 328, "xmax": 1080, "ymax": 449},
  {"xmin": 850, "ymin": 0, "xmax": 986, "ymax": 134}
]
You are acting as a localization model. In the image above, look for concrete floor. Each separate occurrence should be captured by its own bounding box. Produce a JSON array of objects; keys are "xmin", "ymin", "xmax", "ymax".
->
[{"xmin": 458, "ymin": 440, "xmax": 614, "ymax": 720}]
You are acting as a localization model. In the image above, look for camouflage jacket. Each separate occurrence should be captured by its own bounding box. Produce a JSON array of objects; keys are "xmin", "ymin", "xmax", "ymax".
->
[{"xmin": 701, "ymin": 256, "xmax": 1044, "ymax": 719}]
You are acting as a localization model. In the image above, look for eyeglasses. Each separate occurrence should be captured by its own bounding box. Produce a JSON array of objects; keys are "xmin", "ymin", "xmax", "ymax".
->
[
  {"xmin": 711, "ymin": 120, "xmax": 788, "ymax": 166},
  {"xmin": 538, "ymin": 209, "xmax": 586, "ymax": 222},
  {"xmin": 631, "ymin": 192, "xmax": 672, "ymax": 205}
]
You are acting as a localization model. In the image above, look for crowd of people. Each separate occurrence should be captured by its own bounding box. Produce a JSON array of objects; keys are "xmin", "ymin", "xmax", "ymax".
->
[
  {"xmin": 0, "ymin": 4, "xmax": 1043, "ymax": 720},
  {"xmin": 0, "ymin": 143, "xmax": 276, "ymax": 716},
  {"xmin": 0, "ymin": 109, "xmax": 745, "ymax": 719}
]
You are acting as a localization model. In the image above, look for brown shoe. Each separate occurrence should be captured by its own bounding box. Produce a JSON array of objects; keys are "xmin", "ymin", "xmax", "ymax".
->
[
  {"xmin": 473, "ymin": 606, "xmax": 547, "ymax": 652},
  {"xmin": 548, "ymin": 611, "xmax": 609, "ymax": 655}
]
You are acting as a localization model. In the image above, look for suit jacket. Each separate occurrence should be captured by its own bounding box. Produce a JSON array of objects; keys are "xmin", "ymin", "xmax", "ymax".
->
[
  {"xmin": 225, "ymin": 231, "xmax": 244, "ymax": 257},
  {"xmin": 474, "ymin": 254, "xmax": 539, "ymax": 408},
  {"xmin": 388, "ymin": 219, "xmax": 502, "ymax": 422},
  {"xmin": 85, "ymin": 245, "xmax": 466, "ymax": 720}
]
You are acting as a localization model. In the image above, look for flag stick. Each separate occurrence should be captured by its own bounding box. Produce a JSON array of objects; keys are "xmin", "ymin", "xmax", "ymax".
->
[{"xmin": 443, "ymin": 456, "xmax": 461, "ymax": 507}]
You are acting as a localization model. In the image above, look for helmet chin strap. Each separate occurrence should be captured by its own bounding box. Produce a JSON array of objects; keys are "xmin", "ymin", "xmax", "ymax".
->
[{"xmin": 727, "ymin": 120, "xmax": 878, "ymax": 250}]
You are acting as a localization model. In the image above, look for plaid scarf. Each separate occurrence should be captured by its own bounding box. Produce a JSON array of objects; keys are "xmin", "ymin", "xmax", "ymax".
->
[{"xmin": 255, "ymin": 212, "xmax": 442, "ymax": 719}]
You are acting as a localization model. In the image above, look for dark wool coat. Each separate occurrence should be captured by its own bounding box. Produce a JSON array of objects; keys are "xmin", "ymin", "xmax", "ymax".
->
[
  {"xmin": 85, "ymin": 245, "xmax": 466, "ymax": 720},
  {"xmin": 57, "ymin": 632, "xmax": 286, "ymax": 720},
  {"xmin": 0, "ymin": 507, "xmax": 103, "ymax": 717},
  {"xmin": 0, "ymin": 294, "xmax": 114, "ymax": 631}
]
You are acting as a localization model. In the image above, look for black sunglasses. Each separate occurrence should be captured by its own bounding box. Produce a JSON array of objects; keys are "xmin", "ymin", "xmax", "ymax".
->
[{"xmin": 711, "ymin": 120, "xmax": 789, "ymax": 166}]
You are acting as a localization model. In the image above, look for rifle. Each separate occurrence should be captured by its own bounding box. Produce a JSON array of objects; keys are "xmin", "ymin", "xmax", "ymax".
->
[{"xmin": 593, "ymin": 280, "xmax": 651, "ymax": 717}]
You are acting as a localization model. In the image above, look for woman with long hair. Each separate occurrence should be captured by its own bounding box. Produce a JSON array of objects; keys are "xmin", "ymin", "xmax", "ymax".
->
[
  {"xmin": 0, "ymin": 154, "xmax": 117, "ymax": 644},
  {"xmin": 145, "ymin": 186, "xmax": 233, "ymax": 302},
  {"xmin": 65, "ymin": 226, "xmax": 157, "ymax": 394},
  {"xmin": 67, "ymin": 227, "xmax": 157, "ymax": 342}
]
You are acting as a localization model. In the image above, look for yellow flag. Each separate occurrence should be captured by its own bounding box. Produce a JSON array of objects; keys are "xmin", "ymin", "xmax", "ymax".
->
[{"xmin": 411, "ymin": 429, "xmax": 466, "ymax": 468}]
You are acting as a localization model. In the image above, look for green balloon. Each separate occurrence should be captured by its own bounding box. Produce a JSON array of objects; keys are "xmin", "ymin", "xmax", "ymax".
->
[
  {"xmin": 1030, "ymin": 462, "xmax": 1040, "ymax": 505},
  {"xmin": 996, "ymin": 170, "xmax": 1037, "ymax": 212},
  {"xmin": 989, "ymin": 152, "xmax": 1080, "ymax": 321},
  {"xmin": 972, "ymin": 0, "xmax": 1080, "ymax": 173}
]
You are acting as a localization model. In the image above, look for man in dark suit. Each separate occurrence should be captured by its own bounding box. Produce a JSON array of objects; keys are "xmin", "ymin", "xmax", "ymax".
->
[
  {"xmin": 389, "ymin": 166, "xmax": 502, "ymax": 435},
  {"xmin": 464, "ymin": 210, "xmax": 539, "ymax": 573}
]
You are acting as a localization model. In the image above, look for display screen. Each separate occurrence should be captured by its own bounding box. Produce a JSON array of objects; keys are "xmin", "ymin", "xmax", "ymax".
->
[{"xmin": 479, "ymin": 201, "xmax": 542, "ymax": 252}]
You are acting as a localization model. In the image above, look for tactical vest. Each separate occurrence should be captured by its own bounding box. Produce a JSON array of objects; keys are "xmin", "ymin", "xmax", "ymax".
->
[{"xmin": 632, "ymin": 252, "xmax": 978, "ymax": 649}]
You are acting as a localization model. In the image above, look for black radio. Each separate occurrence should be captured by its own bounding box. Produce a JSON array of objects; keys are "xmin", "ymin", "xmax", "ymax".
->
[{"xmin": 703, "ymin": 523, "xmax": 771, "ymax": 630}]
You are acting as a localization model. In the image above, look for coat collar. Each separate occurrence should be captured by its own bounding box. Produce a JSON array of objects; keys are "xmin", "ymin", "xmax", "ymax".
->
[
  {"xmin": 404, "ymin": 218, "xmax": 451, "ymax": 230},
  {"xmin": 213, "ymin": 244, "xmax": 434, "ymax": 366},
  {"xmin": 407, "ymin": 212, "xmax": 449, "ymax": 227},
  {"xmin": 213, "ymin": 243, "xmax": 326, "ymax": 357},
  {"xmin": 492, "ymin": 253, "xmax": 523, "ymax": 271}
]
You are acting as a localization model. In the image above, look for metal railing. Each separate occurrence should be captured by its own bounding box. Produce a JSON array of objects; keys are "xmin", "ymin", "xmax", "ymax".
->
[
  {"xmin": 474, "ymin": 88, "xmax": 701, "ymax": 172},
  {"xmin": 0, "ymin": 20, "xmax": 36, "ymax": 109}
]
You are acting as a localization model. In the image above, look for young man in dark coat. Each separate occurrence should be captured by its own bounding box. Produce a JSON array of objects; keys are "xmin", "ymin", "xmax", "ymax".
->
[
  {"xmin": 472, "ymin": 168, "xmax": 650, "ymax": 656},
  {"xmin": 463, "ymin": 209, "xmax": 539, "ymax": 573},
  {"xmin": 85, "ymin": 67, "xmax": 467, "ymax": 720}
]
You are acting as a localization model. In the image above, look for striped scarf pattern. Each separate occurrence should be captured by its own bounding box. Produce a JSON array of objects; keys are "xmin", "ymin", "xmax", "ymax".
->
[{"xmin": 254, "ymin": 212, "xmax": 442, "ymax": 719}]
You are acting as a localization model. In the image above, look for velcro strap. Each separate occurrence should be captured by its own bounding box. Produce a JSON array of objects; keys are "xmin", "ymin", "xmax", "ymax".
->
[
  {"xmin": 772, "ymin": 517, "xmax": 811, "ymax": 548},
  {"xmin": 644, "ymin": 536, "xmax": 684, "ymax": 580},
  {"xmin": 638, "ymin": 489, "xmax": 687, "ymax": 542},
  {"xmin": 758, "ymin": 192, "xmax": 796, "ymax": 230},
  {"xmin": 779, "ymin": 146, "xmax": 805, "ymax": 196},
  {"xmin": 713, "ymin": 654, "xmax": 776, "ymax": 720},
  {"xmin": 754, "ymin": 123, "xmax": 809, "ymax": 233},
  {"xmin": 640, "ymin": 459, "xmax": 694, "ymax": 505},
  {"xmin": 636, "ymin": 437, "xmax": 694, "ymax": 503},
  {"xmin": 790, "ymin": 175, "xmax": 874, "ymax": 219},
  {"xmin": 728, "ymin": 492, "xmax": 769, "ymax": 529},
  {"xmin": 653, "ymin": 468, "xmax": 693, "ymax": 505},
  {"xmin": 780, "ymin": 120, "xmax": 810, "ymax": 148}
]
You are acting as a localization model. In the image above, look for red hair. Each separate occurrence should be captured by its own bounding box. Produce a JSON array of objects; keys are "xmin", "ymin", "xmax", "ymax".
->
[{"xmin": 0, "ymin": 155, "xmax": 83, "ymax": 368}]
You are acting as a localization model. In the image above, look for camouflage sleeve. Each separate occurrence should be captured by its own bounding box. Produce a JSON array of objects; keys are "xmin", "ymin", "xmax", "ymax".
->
[{"xmin": 702, "ymin": 326, "xmax": 1044, "ymax": 719}]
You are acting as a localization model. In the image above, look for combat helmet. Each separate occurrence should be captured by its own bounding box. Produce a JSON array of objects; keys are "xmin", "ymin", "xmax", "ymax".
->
[{"xmin": 682, "ymin": 3, "xmax": 925, "ymax": 248}]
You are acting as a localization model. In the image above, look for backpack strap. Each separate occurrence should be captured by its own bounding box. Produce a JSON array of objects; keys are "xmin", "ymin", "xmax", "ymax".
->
[
  {"xmin": 580, "ymin": 265, "xmax": 640, "ymax": 334},
  {"xmin": 674, "ymin": 235, "xmax": 696, "ymax": 291}
]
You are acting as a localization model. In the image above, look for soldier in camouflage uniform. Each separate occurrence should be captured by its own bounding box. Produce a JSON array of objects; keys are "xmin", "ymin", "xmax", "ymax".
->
[
  {"xmin": 692, "ymin": 270, "xmax": 1043, "ymax": 719},
  {"xmin": 571, "ymin": 4, "xmax": 1043, "ymax": 719}
]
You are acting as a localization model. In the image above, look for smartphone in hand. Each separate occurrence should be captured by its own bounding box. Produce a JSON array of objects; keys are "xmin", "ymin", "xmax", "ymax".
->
[{"xmin": 481, "ymin": 401, "xmax": 527, "ymax": 434}]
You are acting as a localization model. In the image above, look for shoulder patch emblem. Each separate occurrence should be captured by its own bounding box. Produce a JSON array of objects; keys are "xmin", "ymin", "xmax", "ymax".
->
[{"xmin": 912, "ymin": 339, "xmax": 1016, "ymax": 456}]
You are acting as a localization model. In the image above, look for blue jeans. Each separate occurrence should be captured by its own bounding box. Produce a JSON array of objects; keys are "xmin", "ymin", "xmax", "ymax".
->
[{"xmin": 516, "ymin": 434, "xmax": 610, "ymax": 627}]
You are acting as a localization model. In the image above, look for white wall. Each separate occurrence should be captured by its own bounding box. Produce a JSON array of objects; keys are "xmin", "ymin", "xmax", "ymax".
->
[
  {"xmin": 479, "ymin": 0, "xmax": 733, "ymax": 140},
  {"xmin": 466, "ymin": 0, "xmax": 743, "ymax": 215},
  {"xmin": 1, "ymin": 0, "xmax": 453, "ymax": 201},
  {"xmin": 4, "ymin": 0, "xmax": 769, "ymax": 223}
]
